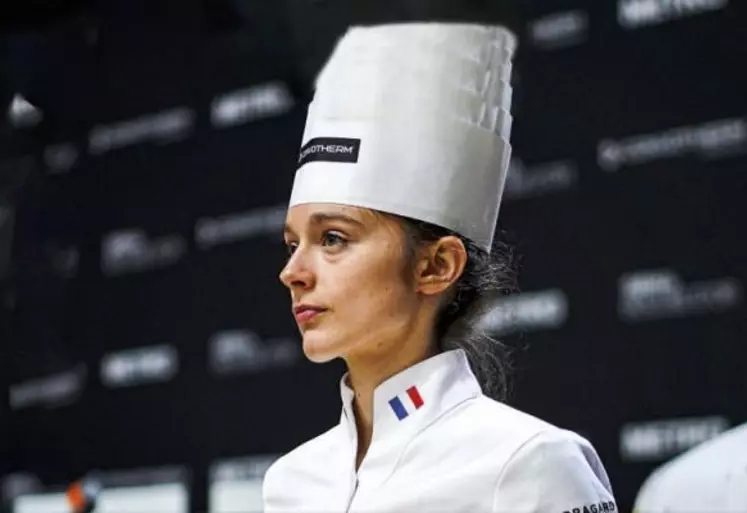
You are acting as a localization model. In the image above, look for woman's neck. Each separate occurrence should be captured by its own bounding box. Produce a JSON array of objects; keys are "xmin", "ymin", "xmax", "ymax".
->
[{"xmin": 346, "ymin": 336, "xmax": 437, "ymax": 470}]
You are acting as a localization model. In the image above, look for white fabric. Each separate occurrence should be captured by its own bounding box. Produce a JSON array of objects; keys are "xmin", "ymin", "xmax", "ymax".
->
[
  {"xmin": 321, "ymin": 23, "xmax": 516, "ymax": 70},
  {"xmin": 289, "ymin": 23, "xmax": 516, "ymax": 252},
  {"xmin": 263, "ymin": 350, "xmax": 617, "ymax": 512},
  {"xmin": 633, "ymin": 422, "xmax": 747, "ymax": 513},
  {"xmin": 311, "ymin": 73, "xmax": 513, "ymax": 134},
  {"xmin": 290, "ymin": 117, "xmax": 511, "ymax": 249},
  {"xmin": 315, "ymin": 49, "xmax": 513, "ymax": 101}
]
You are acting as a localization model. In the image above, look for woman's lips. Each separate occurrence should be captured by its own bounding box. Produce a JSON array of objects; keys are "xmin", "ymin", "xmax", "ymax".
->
[{"xmin": 294, "ymin": 307, "xmax": 326, "ymax": 325}]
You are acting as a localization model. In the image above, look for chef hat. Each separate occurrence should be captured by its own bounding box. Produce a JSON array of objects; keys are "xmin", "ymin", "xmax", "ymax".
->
[
  {"xmin": 633, "ymin": 422, "xmax": 747, "ymax": 512},
  {"xmin": 289, "ymin": 23, "xmax": 517, "ymax": 252}
]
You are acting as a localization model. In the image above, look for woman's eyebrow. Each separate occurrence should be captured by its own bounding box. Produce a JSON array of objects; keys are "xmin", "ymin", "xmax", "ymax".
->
[
  {"xmin": 284, "ymin": 212, "xmax": 365, "ymax": 236},
  {"xmin": 308, "ymin": 212, "xmax": 365, "ymax": 228}
]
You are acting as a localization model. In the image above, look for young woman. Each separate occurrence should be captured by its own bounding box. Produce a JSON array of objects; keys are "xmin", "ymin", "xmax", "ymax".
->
[{"xmin": 263, "ymin": 22, "xmax": 617, "ymax": 513}]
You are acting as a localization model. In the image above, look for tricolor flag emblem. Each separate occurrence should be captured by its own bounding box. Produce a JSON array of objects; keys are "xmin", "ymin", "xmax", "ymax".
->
[{"xmin": 388, "ymin": 386, "xmax": 424, "ymax": 421}]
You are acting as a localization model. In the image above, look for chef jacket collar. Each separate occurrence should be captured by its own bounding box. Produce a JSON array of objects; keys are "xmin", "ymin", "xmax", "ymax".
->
[{"xmin": 338, "ymin": 349, "xmax": 482, "ymax": 482}]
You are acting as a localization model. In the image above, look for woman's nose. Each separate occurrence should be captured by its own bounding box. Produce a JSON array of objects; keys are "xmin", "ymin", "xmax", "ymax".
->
[{"xmin": 279, "ymin": 250, "xmax": 315, "ymax": 290}]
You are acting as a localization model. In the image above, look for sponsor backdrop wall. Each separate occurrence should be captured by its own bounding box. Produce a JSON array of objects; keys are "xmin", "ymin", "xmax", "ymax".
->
[{"xmin": 2, "ymin": 1, "xmax": 746, "ymax": 512}]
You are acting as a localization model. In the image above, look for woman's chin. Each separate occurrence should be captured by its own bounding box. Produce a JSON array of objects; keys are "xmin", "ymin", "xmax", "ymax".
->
[{"xmin": 301, "ymin": 334, "xmax": 340, "ymax": 363}]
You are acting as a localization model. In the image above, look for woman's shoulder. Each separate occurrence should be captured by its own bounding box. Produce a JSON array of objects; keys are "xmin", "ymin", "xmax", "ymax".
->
[
  {"xmin": 458, "ymin": 397, "xmax": 617, "ymax": 510},
  {"xmin": 450, "ymin": 396, "xmax": 613, "ymax": 483},
  {"xmin": 455, "ymin": 394, "xmax": 573, "ymax": 446}
]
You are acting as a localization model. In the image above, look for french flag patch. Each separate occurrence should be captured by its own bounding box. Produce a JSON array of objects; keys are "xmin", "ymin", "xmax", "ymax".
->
[{"xmin": 388, "ymin": 386, "xmax": 425, "ymax": 421}]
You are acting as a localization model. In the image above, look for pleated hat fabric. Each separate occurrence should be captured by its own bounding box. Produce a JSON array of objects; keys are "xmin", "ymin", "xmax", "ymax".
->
[{"xmin": 289, "ymin": 23, "xmax": 517, "ymax": 252}]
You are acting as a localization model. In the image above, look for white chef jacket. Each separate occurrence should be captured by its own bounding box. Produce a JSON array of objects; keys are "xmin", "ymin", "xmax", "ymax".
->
[
  {"xmin": 263, "ymin": 349, "xmax": 616, "ymax": 513},
  {"xmin": 633, "ymin": 422, "xmax": 747, "ymax": 513}
]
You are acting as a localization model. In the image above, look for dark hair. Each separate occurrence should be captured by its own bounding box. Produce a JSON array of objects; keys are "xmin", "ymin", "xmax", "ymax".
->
[{"xmin": 398, "ymin": 217, "xmax": 519, "ymax": 402}]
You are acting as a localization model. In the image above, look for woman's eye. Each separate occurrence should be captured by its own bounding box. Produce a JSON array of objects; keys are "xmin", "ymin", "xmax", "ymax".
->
[
  {"xmin": 285, "ymin": 241, "xmax": 298, "ymax": 255},
  {"xmin": 321, "ymin": 231, "xmax": 347, "ymax": 248}
]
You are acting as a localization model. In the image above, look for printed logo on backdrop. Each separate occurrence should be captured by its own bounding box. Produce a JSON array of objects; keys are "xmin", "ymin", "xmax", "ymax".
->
[
  {"xmin": 618, "ymin": 269, "xmax": 742, "ymax": 321},
  {"xmin": 9, "ymin": 364, "xmax": 87, "ymax": 411},
  {"xmin": 98, "ymin": 466, "xmax": 187, "ymax": 489},
  {"xmin": 528, "ymin": 10, "xmax": 588, "ymax": 50},
  {"xmin": 477, "ymin": 289, "xmax": 569, "ymax": 336},
  {"xmin": 211, "ymin": 81, "xmax": 296, "ymax": 128},
  {"xmin": 88, "ymin": 107, "xmax": 195, "ymax": 155},
  {"xmin": 195, "ymin": 204, "xmax": 286, "ymax": 249},
  {"xmin": 101, "ymin": 229, "xmax": 186, "ymax": 276},
  {"xmin": 210, "ymin": 455, "xmax": 280, "ymax": 483},
  {"xmin": 209, "ymin": 330, "xmax": 301, "ymax": 376},
  {"xmin": 618, "ymin": 0, "xmax": 729, "ymax": 29},
  {"xmin": 598, "ymin": 117, "xmax": 747, "ymax": 172},
  {"xmin": 504, "ymin": 158, "xmax": 578, "ymax": 199},
  {"xmin": 100, "ymin": 345, "xmax": 178, "ymax": 388},
  {"xmin": 620, "ymin": 416, "xmax": 729, "ymax": 461}
]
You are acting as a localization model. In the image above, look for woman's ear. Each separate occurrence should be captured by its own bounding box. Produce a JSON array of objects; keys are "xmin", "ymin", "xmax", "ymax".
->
[{"xmin": 415, "ymin": 236, "xmax": 467, "ymax": 297}]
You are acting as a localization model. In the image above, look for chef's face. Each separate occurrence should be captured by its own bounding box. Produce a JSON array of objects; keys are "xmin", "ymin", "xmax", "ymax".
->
[{"xmin": 280, "ymin": 203, "xmax": 420, "ymax": 363}]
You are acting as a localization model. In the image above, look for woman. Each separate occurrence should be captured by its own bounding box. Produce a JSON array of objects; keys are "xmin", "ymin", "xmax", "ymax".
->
[{"xmin": 263, "ymin": 22, "xmax": 617, "ymax": 512}]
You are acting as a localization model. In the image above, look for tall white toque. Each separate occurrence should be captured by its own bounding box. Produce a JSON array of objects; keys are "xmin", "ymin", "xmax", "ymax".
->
[{"xmin": 288, "ymin": 23, "xmax": 517, "ymax": 253}]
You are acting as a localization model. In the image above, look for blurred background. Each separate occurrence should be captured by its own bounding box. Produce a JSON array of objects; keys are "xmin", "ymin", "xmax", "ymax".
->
[{"xmin": 0, "ymin": 0, "xmax": 746, "ymax": 512}]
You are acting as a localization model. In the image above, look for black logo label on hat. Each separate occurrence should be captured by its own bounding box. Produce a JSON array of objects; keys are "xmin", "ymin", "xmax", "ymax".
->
[{"xmin": 298, "ymin": 137, "xmax": 361, "ymax": 168}]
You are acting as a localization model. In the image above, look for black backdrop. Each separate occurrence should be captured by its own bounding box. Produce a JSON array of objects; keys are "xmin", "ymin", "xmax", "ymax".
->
[{"xmin": 2, "ymin": 1, "xmax": 746, "ymax": 512}]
